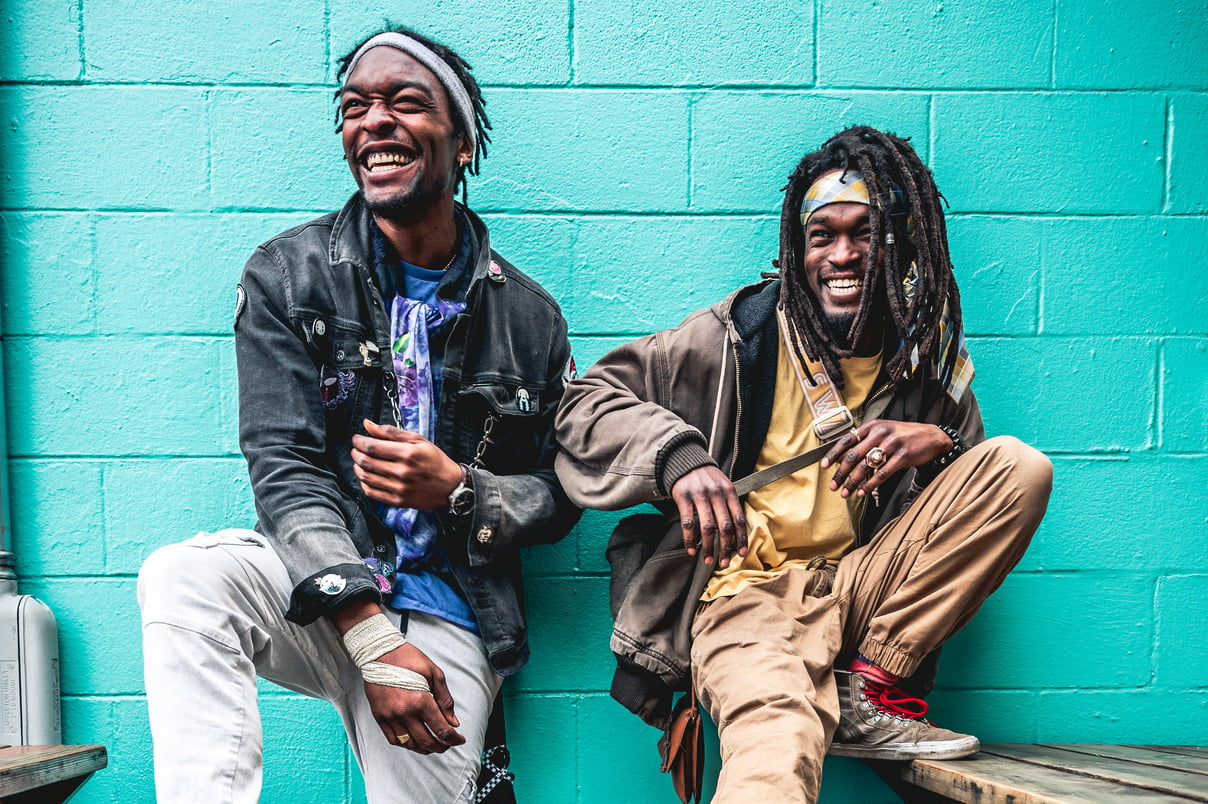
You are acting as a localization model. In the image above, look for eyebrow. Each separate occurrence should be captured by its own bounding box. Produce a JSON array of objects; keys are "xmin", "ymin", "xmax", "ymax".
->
[{"xmin": 340, "ymin": 80, "xmax": 434, "ymax": 99}]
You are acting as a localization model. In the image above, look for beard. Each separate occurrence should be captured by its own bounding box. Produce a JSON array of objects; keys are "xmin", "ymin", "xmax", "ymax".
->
[
  {"xmin": 823, "ymin": 311, "xmax": 858, "ymax": 350},
  {"xmin": 362, "ymin": 169, "xmax": 444, "ymax": 224}
]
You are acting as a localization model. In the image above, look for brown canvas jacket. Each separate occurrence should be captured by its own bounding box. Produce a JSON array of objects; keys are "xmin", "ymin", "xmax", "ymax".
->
[{"xmin": 555, "ymin": 279, "xmax": 985, "ymax": 728}]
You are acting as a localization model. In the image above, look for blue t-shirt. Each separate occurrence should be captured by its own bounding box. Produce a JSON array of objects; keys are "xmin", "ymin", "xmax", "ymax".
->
[{"xmin": 372, "ymin": 221, "xmax": 478, "ymax": 633}]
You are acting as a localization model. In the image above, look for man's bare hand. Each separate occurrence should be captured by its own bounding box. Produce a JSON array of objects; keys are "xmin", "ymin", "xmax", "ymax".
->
[
  {"xmin": 670, "ymin": 466, "xmax": 747, "ymax": 568},
  {"xmin": 351, "ymin": 419, "xmax": 462, "ymax": 510},
  {"xmin": 820, "ymin": 420, "xmax": 953, "ymax": 498}
]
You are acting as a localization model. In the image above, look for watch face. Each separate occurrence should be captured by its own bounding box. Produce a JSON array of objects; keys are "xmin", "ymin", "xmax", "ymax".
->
[{"xmin": 449, "ymin": 485, "xmax": 475, "ymax": 516}]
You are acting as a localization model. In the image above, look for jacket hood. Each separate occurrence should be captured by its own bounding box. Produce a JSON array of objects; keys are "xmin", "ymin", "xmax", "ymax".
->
[{"xmin": 709, "ymin": 278, "xmax": 780, "ymax": 343}]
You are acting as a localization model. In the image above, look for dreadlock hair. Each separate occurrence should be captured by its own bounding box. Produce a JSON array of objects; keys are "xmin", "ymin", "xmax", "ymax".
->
[
  {"xmin": 334, "ymin": 25, "xmax": 492, "ymax": 200},
  {"xmin": 777, "ymin": 125, "xmax": 962, "ymax": 392}
]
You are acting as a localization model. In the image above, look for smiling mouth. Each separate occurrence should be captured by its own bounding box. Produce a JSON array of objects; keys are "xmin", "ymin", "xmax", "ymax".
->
[
  {"xmin": 824, "ymin": 277, "xmax": 863, "ymax": 294},
  {"xmin": 364, "ymin": 151, "xmax": 415, "ymax": 173}
]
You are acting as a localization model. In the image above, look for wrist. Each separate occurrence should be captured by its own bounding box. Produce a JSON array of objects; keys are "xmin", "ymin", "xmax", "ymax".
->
[
  {"xmin": 448, "ymin": 463, "xmax": 476, "ymax": 516},
  {"xmin": 926, "ymin": 425, "xmax": 966, "ymax": 471}
]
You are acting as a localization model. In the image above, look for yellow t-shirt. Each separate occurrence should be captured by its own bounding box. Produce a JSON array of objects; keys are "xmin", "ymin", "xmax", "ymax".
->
[{"xmin": 702, "ymin": 334, "xmax": 882, "ymax": 601}]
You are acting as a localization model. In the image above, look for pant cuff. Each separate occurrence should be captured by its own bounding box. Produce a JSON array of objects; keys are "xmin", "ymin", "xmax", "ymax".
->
[{"xmin": 856, "ymin": 638, "xmax": 920, "ymax": 679}]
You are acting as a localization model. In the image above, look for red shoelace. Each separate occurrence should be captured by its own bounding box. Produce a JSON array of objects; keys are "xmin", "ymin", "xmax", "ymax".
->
[{"xmin": 861, "ymin": 678, "xmax": 929, "ymax": 720}]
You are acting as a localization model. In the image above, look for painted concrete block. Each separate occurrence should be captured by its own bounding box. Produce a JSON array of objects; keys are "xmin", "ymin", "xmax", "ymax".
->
[
  {"xmin": 575, "ymin": 0, "xmax": 813, "ymax": 86},
  {"xmin": 477, "ymin": 214, "xmax": 577, "ymax": 304},
  {"xmin": 933, "ymin": 93, "xmax": 1165, "ymax": 213},
  {"xmin": 691, "ymin": 92, "xmax": 929, "ymax": 212},
  {"xmin": 0, "ymin": 87, "xmax": 210, "ymax": 211},
  {"xmin": 0, "ymin": 0, "xmax": 79, "ymax": 81},
  {"xmin": 946, "ymin": 215, "xmax": 1042, "ymax": 336},
  {"xmin": 5, "ymin": 336, "xmax": 228, "ymax": 456},
  {"xmin": 85, "ymin": 0, "xmax": 326, "ymax": 83},
  {"xmin": 209, "ymin": 89, "xmax": 353, "ymax": 212},
  {"xmin": 969, "ymin": 336, "xmax": 1155, "ymax": 452},
  {"xmin": 103, "ymin": 458, "xmax": 254, "ymax": 575},
  {"xmin": 939, "ymin": 572, "xmax": 1154, "ymax": 689},
  {"xmin": 59, "ymin": 698, "xmax": 153, "ymax": 803},
  {"xmin": 521, "ymin": 530, "xmax": 579, "ymax": 577},
  {"xmin": 7, "ymin": 459, "xmax": 105, "ymax": 577},
  {"xmin": 505, "ymin": 694, "xmax": 580, "ymax": 802},
  {"xmin": 0, "ymin": 213, "xmax": 94, "ymax": 335},
  {"xmin": 216, "ymin": 337, "xmax": 243, "ymax": 457},
  {"xmin": 1042, "ymin": 217, "xmax": 1208, "ymax": 335},
  {"xmin": 576, "ymin": 508, "xmax": 634, "ymax": 575},
  {"xmin": 1057, "ymin": 0, "xmax": 1208, "ymax": 89},
  {"xmin": 1169, "ymin": 94, "xmax": 1208, "ymax": 214},
  {"xmin": 94, "ymin": 213, "xmax": 307, "ymax": 335},
  {"xmin": 1163, "ymin": 339, "xmax": 1208, "ymax": 452},
  {"xmin": 570, "ymin": 216, "xmax": 778, "ymax": 334},
  {"xmin": 476, "ymin": 90, "xmax": 690, "ymax": 212},
  {"xmin": 25, "ymin": 578, "xmax": 143, "ymax": 696},
  {"xmin": 1156, "ymin": 575, "xmax": 1208, "ymax": 688},
  {"xmin": 260, "ymin": 697, "xmax": 350, "ymax": 801},
  {"xmin": 329, "ymin": 0, "xmax": 571, "ymax": 86},
  {"xmin": 922, "ymin": 689, "xmax": 1039, "ymax": 743},
  {"xmin": 576, "ymin": 694, "xmax": 687, "ymax": 802},
  {"xmin": 1038, "ymin": 689, "xmax": 1208, "ymax": 744},
  {"xmin": 1025, "ymin": 456, "xmax": 1208, "ymax": 573},
  {"xmin": 819, "ymin": 0, "xmax": 1051, "ymax": 88},
  {"xmin": 568, "ymin": 336, "xmax": 634, "ymax": 367},
  {"xmin": 512, "ymin": 577, "xmax": 613, "ymax": 692}
]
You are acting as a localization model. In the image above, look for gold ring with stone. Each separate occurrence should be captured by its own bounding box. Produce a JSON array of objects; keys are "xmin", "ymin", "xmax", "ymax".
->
[
  {"xmin": 396, "ymin": 733, "xmax": 411, "ymax": 745},
  {"xmin": 866, "ymin": 447, "xmax": 888, "ymax": 469}
]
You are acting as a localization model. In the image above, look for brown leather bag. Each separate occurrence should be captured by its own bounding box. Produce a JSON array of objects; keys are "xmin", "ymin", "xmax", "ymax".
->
[{"xmin": 658, "ymin": 687, "xmax": 704, "ymax": 803}]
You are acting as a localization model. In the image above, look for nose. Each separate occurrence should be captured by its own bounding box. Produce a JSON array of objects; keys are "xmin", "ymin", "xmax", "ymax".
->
[
  {"xmin": 362, "ymin": 99, "xmax": 397, "ymax": 134},
  {"xmin": 830, "ymin": 234, "xmax": 865, "ymax": 268}
]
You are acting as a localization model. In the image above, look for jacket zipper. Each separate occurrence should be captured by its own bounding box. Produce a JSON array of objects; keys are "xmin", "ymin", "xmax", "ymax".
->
[{"xmin": 729, "ymin": 342, "xmax": 743, "ymax": 479}]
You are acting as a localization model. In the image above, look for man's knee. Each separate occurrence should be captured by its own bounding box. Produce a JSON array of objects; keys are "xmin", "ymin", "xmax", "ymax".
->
[
  {"xmin": 138, "ymin": 530, "xmax": 269, "ymax": 618},
  {"xmin": 974, "ymin": 435, "xmax": 1053, "ymax": 501}
]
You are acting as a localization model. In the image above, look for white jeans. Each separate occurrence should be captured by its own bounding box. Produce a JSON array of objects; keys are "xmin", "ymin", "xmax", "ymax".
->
[{"xmin": 138, "ymin": 528, "xmax": 502, "ymax": 804}]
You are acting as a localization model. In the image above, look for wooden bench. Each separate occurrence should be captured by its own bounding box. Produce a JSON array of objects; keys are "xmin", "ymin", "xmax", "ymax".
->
[
  {"xmin": 0, "ymin": 744, "xmax": 107, "ymax": 803},
  {"xmin": 881, "ymin": 744, "xmax": 1208, "ymax": 803}
]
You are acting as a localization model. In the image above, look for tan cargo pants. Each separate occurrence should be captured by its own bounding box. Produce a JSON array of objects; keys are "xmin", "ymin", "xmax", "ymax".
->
[{"xmin": 689, "ymin": 435, "xmax": 1052, "ymax": 803}]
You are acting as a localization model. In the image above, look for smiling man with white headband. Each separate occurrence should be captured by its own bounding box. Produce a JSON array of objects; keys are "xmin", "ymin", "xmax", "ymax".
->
[
  {"xmin": 555, "ymin": 126, "xmax": 1053, "ymax": 802},
  {"xmin": 138, "ymin": 25, "xmax": 579, "ymax": 802}
]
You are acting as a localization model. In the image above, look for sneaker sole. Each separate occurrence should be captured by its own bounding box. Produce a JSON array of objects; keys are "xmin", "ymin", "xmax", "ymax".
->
[{"xmin": 826, "ymin": 735, "xmax": 980, "ymax": 761}]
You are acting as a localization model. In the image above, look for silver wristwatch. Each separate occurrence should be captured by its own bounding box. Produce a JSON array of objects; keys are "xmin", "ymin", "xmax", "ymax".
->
[{"xmin": 448, "ymin": 463, "xmax": 475, "ymax": 516}]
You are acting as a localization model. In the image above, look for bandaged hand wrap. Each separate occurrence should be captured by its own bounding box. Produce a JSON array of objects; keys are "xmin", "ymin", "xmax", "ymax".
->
[{"xmin": 341, "ymin": 613, "xmax": 431, "ymax": 693}]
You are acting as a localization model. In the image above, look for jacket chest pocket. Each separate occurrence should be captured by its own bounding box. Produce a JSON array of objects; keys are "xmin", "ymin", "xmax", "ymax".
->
[
  {"xmin": 457, "ymin": 381, "xmax": 543, "ymax": 471},
  {"xmin": 301, "ymin": 315, "xmax": 384, "ymax": 418}
]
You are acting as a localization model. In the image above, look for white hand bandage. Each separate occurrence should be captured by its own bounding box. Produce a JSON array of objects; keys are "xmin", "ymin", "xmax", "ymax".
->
[{"xmin": 341, "ymin": 613, "xmax": 431, "ymax": 693}]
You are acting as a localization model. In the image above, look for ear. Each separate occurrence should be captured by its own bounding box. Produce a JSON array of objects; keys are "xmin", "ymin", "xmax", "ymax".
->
[{"xmin": 455, "ymin": 132, "xmax": 473, "ymax": 168}]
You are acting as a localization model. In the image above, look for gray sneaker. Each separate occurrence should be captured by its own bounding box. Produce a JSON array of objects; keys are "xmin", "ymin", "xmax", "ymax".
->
[{"xmin": 827, "ymin": 670, "xmax": 980, "ymax": 760}]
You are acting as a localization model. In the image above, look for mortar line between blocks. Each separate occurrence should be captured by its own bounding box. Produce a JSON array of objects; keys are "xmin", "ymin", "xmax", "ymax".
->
[
  {"xmin": 1162, "ymin": 95, "xmax": 1173, "ymax": 212},
  {"xmin": 686, "ymin": 94, "xmax": 696, "ymax": 208},
  {"xmin": 927, "ymin": 94, "xmax": 936, "ymax": 168},
  {"xmin": 812, "ymin": 0, "xmax": 820, "ymax": 85},
  {"xmin": 567, "ymin": 0, "xmax": 576, "ymax": 84},
  {"xmin": 1049, "ymin": 0, "xmax": 1058, "ymax": 89},
  {"xmin": 75, "ymin": 0, "xmax": 85, "ymax": 81},
  {"xmin": 1155, "ymin": 339, "xmax": 1166, "ymax": 451}
]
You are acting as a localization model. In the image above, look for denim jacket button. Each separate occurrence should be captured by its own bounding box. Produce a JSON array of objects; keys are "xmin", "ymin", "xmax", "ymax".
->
[
  {"xmin": 313, "ymin": 319, "xmax": 326, "ymax": 336},
  {"xmin": 476, "ymin": 526, "xmax": 494, "ymax": 545}
]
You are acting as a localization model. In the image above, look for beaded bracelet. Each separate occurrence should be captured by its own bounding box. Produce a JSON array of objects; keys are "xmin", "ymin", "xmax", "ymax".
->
[{"xmin": 928, "ymin": 425, "xmax": 966, "ymax": 471}]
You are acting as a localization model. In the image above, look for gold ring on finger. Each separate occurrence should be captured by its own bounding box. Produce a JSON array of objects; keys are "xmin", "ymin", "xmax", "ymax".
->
[
  {"xmin": 866, "ymin": 447, "xmax": 888, "ymax": 469},
  {"xmin": 396, "ymin": 733, "xmax": 411, "ymax": 745}
]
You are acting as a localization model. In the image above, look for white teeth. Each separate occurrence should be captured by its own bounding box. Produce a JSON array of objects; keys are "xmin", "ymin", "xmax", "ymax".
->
[
  {"xmin": 825, "ymin": 278, "xmax": 863, "ymax": 291},
  {"xmin": 365, "ymin": 152, "xmax": 414, "ymax": 171}
]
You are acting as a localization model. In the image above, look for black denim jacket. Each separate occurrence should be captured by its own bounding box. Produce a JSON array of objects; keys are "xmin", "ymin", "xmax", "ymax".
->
[{"xmin": 235, "ymin": 193, "xmax": 580, "ymax": 675}]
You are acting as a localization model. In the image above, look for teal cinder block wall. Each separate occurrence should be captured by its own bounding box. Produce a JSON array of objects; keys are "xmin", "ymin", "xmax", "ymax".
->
[{"xmin": 1, "ymin": 1, "xmax": 1206, "ymax": 801}]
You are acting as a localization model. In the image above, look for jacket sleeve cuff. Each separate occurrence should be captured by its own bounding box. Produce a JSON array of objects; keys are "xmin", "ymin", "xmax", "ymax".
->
[
  {"xmin": 285, "ymin": 563, "xmax": 382, "ymax": 625},
  {"xmin": 655, "ymin": 434, "xmax": 715, "ymax": 497}
]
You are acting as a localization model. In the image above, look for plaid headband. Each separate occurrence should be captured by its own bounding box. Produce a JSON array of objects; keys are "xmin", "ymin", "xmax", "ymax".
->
[
  {"xmin": 799, "ymin": 169, "xmax": 909, "ymax": 230},
  {"xmin": 343, "ymin": 32, "xmax": 477, "ymax": 153}
]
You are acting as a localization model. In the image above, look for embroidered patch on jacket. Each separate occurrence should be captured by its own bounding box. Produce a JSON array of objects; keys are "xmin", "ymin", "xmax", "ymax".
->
[
  {"xmin": 320, "ymin": 364, "xmax": 356, "ymax": 409},
  {"xmin": 314, "ymin": 574, "xmax": 346, "ymax": 595},
  {"xmin": 234, "ymin": 284, "xmax": 247, "ymax": 327},
  {"xmin": 362, "ymin": 556, "xmax": 395, "ymax": 594}
]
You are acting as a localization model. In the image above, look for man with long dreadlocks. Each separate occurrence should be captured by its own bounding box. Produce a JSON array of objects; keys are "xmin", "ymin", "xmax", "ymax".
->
[
  {"xmin": 555, "ymin": 126, "xmax": 1052, "ymax": 801},
  {"xmin": 138, "ymin": 25, "xmax": 579, "ymax": 802}
]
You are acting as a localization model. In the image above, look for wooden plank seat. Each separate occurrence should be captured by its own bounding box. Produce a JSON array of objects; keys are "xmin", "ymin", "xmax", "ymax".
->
[
  {"xmin": 0, "ymin": 744, "xmax": 107, "ymax": 803},
  {"xmin": 889, "ymin": 744, "xmax": 1208, "ymax": 803}
]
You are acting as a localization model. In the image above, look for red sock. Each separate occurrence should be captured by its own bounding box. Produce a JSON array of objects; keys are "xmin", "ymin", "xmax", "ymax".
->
[{"xmin": 848, "ymin": 657, "xmax": 898, "ymax": 686}]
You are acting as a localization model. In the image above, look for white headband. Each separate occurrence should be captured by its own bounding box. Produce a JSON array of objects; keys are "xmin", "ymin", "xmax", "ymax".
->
[{"xmin": 343, "ymin": 32, "xmax": 477, "ymax": 153}]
